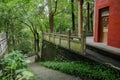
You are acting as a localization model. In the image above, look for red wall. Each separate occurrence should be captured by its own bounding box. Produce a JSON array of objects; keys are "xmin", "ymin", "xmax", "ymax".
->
[{"xmin": 94, "ymin": 0, "xmax": 120, "ymax": 48}]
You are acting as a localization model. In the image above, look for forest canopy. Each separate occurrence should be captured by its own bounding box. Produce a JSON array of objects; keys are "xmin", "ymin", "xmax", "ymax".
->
[{"xmin": 0, "ymin": 0, "xmax": 94, "ymax": 56}]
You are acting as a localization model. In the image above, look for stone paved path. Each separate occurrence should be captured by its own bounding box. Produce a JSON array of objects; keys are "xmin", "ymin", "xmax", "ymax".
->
[{"xmin": 29, "ymin": 63, "xmax": 81, "ymax": 80}]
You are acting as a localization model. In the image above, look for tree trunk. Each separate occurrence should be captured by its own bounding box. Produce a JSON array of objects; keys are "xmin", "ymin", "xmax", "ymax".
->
[
  {"xmin": 34, "ymin": 30, "xmax": 41, "ymax": 61},
  {"xmin": 71, "ymin": 0, "xmax": 75, "ymax": 31},
  {"xmin": 5, "ymin": 20, "xmax": 9, "ymax": 52},
  {"xmin": 90, "ymin": 11, "xmax": 94, "ymax": 32},
  {"xmin": 78, "ymin": 0, "xmax": 83, "ymax": 36},
  {"xmin": 48, "ymin": 0, "xmax": 58, "ymax": 32},
  {"xmin": 34, "ymin": 33, "xmax": 37, "ymax": 53},
  {"xmin": 49, "ymin": 13, "xmax": 54, "ymax": 32},
  {"xmin": 36, "ymin": 32, "xmax": 40, "ymax": 52},
  {"xmin": 78, "ymin": 0, "xmax": 86, "ymax": 55},
  {"xmin": 87, "ymin": 2, "xmax": 90, "ymax": 32}
]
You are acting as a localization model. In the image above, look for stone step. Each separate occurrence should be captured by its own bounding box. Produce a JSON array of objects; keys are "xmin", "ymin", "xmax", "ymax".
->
[{"xmin": 86, "ymin": 46, "xmax": 120, "ymax": 70}]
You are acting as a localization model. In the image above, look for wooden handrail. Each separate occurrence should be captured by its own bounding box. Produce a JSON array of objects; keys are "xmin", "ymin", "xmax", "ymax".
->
[
  {"xmin": 42, "ymin": 32, "xmax": 85, "ymax": 55},
  {"xmin": 43, "ymin": 32, "xmax": 81, "ymax": 41}
]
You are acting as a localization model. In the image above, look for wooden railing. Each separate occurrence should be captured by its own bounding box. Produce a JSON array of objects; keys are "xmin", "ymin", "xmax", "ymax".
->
[
  {"xmin": 0, "ymin": 33, "xmax": 7, "ymax": 56},
  {"xmin": 43, "ymin": 31, "xmax": 85, "ymax": 55}
]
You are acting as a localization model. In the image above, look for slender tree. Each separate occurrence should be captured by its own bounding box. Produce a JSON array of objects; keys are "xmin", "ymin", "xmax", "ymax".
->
[
  {"xmin": 71, "ymin": 0, "xmax": 75, "ymax": 31},
  {"xmin": 48, "ymin": 0, "xmax": 58, "ymax": 32}
]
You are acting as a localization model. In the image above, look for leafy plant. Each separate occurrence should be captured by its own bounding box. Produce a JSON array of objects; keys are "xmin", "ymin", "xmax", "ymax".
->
[
  {"xmin": 0, "ymin": 50, "xmax": 34, "ymax": 80},
  {"xmin": 40, "ymin": 61, "xmax": 120, "ymax": 80}
]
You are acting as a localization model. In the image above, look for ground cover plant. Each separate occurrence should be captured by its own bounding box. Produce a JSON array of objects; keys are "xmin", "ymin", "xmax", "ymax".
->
[
  {"xmin": 40, "ymin": 61, "xmax": 120, "ymax": 80},
  {"xmin": 0, "ymin": 50, "xmax": 34, "ymax": 80}
]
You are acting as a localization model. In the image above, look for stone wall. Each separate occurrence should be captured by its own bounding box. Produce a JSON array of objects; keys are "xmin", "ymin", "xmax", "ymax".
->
[{"xmin": 41, "ymin": 40, "xmax": 93, "ymax": 62}]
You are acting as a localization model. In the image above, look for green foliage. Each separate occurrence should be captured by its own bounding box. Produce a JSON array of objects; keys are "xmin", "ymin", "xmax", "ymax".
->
[
  {"xmin": 14, "ymin": 31, "xmax": 33, "ymax": 54},
  {"xmin": 0, "ymin": 0, "xmax": 94, "ymax": 55},
  {"xmin": 0, "ymin": 0, "xmax": 42, "ymax": 54},
  {"xmin": 0, "ymin": 51, "xmax": 34, "ymax": 80},
  {"xmin": 40, "ymin": 61, "xmax": 120, "ymax": 80},
  {"xmin": 17, "ymin": 41, "xmax": 33, "ymax": 54}
]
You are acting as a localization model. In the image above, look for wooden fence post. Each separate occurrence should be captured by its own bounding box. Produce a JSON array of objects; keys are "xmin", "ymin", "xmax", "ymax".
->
[
  {"xmin": 68, "ymin": 30, "xmax": 71, "ymax": 49},
  {"xmin": 81, "ymin": 29, "xmax": 86, "ymax": 55},
  {"xmin": 49, "ymin": 31, "xmax": 50, "ymax": 41},
  {"xmin": 59, "ymin": 31, "xmax": 61, "ymax": 45},
  {"xmin": 53, "ymin": 32, "xmax": 55, "ymax": 43}
]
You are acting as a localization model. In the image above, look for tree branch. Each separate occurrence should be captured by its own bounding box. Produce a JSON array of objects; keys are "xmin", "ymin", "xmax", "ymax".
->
[
  {"xmin": 20, "ymin": 20, "xmax": 34, "ymax": 34},
  {"xmin": 54, "ymin": 9, "xmax": 65, "ymax": 16},
  {"xmin": 20, "ymin": 4, "xmax": 36, "ymax": 33},
  {"xmin": 53, "ymin": 0, "xmax": 58, "ymax": 15}
]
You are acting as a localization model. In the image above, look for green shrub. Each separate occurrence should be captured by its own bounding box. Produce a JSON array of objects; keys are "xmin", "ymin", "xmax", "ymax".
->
[
  {"xmin": 40, "ymin": 61, "xmax": 120, "ymax": 80},
  {"xmin": 0, "ymin": 50, "xmax": 34, "ymax": 80}
]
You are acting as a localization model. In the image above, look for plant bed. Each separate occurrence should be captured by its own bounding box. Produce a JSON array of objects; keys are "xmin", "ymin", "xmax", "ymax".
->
[{"xmin": 39, "ymin": 61, "xmax": 120, "ymax": 80}]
